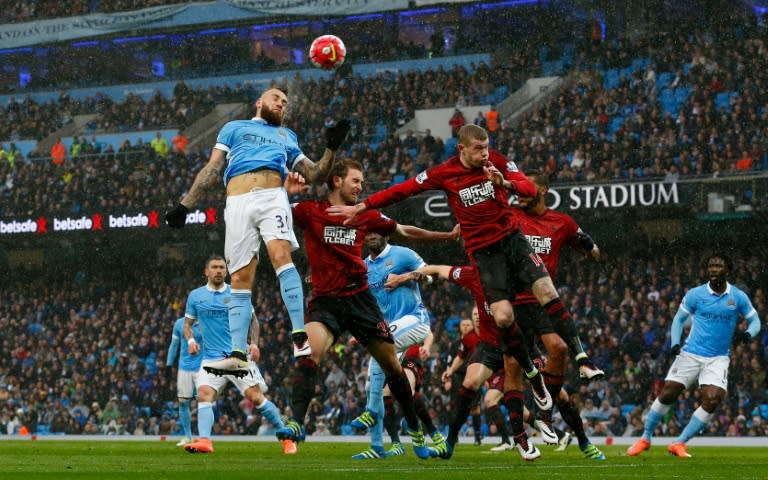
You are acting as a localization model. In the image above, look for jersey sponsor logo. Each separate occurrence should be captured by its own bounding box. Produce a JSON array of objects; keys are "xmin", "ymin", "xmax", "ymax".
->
[
  {"xmin": 323, "ymin": 225, "xmax": 357, "ymax": 245},
  {"xmin": 415, "ymin": 171, "xmax": 428, "ymax": 184},
  {"xmin": 524, "ymin": 234, "xmax": 553, "ymax": 255},
  {"xmin": 506, "ymin": 160, "xmax": 519, "ymax": 172},
  {"xmin": 241, "ymin": 133, "xmax": 288, "ymax": 151},
  {"xmin": 458, "ymin": 181, "xmax": 495, "ymax": 207}
]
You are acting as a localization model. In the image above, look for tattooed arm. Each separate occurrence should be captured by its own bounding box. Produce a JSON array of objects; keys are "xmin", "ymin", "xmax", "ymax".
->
[{"xmin": 180, "ymin": 148, "xmax": 227, "ymax": 208}]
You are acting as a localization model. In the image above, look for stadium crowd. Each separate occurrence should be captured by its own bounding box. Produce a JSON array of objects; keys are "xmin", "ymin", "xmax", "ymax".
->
[
  {"xmin": 1, "ymin": 244, "xmax": 766, "ymax": 438},
  {"xmin": 4, "ymin": 11, "xmax": 768, "ymax": 221}
]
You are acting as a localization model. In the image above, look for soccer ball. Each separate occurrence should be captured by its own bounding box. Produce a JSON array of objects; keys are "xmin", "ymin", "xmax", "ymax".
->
[{"xmin": 309, "ymin": 35, "xmax": 346, "ymax": 70}]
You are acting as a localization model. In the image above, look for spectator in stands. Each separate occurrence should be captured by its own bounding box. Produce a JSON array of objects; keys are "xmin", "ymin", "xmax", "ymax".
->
[
  {"xmin": 172, "ymin": 129, "xmax": 189, "ymax": 155},
  {"xmin": 51, "ymin": 138, "xmax": 66, "ymax": 165},
  {"xmin": 151, "ymin": 132, "xmax": 170, "ymax": 158},
  {"xmin": 449, "ymin": 109, "xmax": 465, "ymax": 138}
]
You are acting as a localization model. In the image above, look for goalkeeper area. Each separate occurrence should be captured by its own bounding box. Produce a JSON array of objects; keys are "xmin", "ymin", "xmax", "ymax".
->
[{"xmin": 2, "ymin": 438, "xmax": 765, "ymax": 480}]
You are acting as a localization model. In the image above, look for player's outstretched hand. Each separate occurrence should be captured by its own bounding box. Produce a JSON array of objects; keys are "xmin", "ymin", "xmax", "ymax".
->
[
  {"xmin": 327, "ymin": 203, "xmax": 365, "ymax": 223},
  {"xmin": 165, "ymin": 203, "xmax": 189, "ymax": 228},
  {"xmin": 325, "ymin": 119, "xmax": 350, "ymax": 151},
  {"xmin": 450, "ymin": 224, "xmax": 461, "ymax": 241},
  {"xmin": 285, "ymin": 172, "xmax": 311, "ymax": 196}
]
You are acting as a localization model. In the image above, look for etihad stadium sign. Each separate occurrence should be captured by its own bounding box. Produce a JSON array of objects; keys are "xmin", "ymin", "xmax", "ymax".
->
[
  {"xmin": 423, "ymin": 181, "xmax": 680, "ymax": 217},
  {"xmin": 546, "ymin": 181, "xmax": 679, "ymax": 210}
]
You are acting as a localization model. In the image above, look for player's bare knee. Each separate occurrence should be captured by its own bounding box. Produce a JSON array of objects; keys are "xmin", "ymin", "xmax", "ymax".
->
[
  {"xmin": 490, "ymin": 301, "xmax": 514, "ymax": 326},
  {"xmin": 532, "ymin": 277, "xmax": 558, "ymax": 304},
  {"xmin": 246, "ymin": 386, "xmax": 265, "ymax": 404}
]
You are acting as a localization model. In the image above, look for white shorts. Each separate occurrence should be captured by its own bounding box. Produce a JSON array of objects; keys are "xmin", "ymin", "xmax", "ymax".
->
[
  {"xmin": 224, "ymin": 188, "xmax": 299, "ymax": 274},
  {"xmin": 666, "ymin": 351, "xmax": 729, "ymax": 390},
  {"xmin": 368, "ymin": 314, "xmax": 431, "ymax": 376},
  {"xmin": 198, "ymin": 360, "xmax": 268, "ymax": 396},
  {"xmin": 177, "ymin": 369, "xmax": 199, "ymax": 399}
]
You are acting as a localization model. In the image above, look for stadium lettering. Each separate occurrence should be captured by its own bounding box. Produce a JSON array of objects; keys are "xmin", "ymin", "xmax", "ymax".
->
[
  {"xmin": 109, "ymin": 213, "xmax": 149, "ymax": 228},
  {"xmin": 0, "ymin": 219, "xmax": 37, "ymax": 234},
  {"xmin": 53, "ymin": 216, "xmax": 93, "ymax": 232},
  {"xmin": 547, "ymin": 182, "xmax": 679, "ymax": 210}
]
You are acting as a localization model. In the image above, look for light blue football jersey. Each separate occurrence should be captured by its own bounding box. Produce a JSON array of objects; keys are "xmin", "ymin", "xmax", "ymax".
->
[
  {"xmin": 680, "ymin": 282, "xmax": 758, "ymax": 357},
  {"xmin": 365, "ymin": 244, "xmax": 428, "ymax": 324},
  {"xmin": 167, "ymin": 317, "xmax": 204, "ymax": 372},
  {"xmin": 216, "ymin": 118, "xmax": 306, "ymax": 185},
  {"xmin": 185, "ymin": 284, "xmax": 232, "ymax": 361}
]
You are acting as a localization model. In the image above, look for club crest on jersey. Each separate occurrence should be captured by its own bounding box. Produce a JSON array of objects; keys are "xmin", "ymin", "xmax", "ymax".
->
[
  {"xmin": 385, "ymin": 260, "xmax": 394, "ymax": 269},
  {"xmin": 223, "ymin": 297, "xmax": 231, "ymax": 304},
  {"xmin": 452, "ymin": 267, "xmax": 462, "ymax": 280},
  {"xmin": 415, "ymin": 171, "xmax": 428, "ymax": 184},
  {"xmin": 727, "ymin": 299, "xmax": 736, "ymax": 309},
  {"xmin": 506, "ymin": 161, "xmax": 519, "ymax": 172},
  {"xmin": 278, "ymin": 128, "xmax": 287, "ymax": 138},
  {"xmin": 323, "ymin": 225, "xmax": 357, "ymax": 245}
]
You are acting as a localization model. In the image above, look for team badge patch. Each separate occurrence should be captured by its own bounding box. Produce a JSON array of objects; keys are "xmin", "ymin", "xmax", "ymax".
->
[{"xmin": 452, "ymin": 267, "xmax": 462, "ymax": 280}]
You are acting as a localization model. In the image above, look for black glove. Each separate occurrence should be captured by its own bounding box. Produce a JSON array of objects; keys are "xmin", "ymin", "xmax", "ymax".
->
[
  {"xmin": 737, "ymin": 331, "xmax": 752, "ymax": 344},
  {"xmin": 668, "ymin": 344, "xmax": 681, "ymax": 359},
  {"xmin": 165, "ymin": 203, "xmax": 189, "ymax": 228},
  {"xmin": 325, "ymin": 119, "xmax": 350, "ymax": 151}
]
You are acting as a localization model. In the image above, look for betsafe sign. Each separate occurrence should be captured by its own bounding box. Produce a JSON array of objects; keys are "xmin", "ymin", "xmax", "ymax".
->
[
  {"xmin": 0, "ymin": 208, "xmax": 217, "ymax": 235},
  {"xmin": 424, "ymin": 181, "xmax": 680, "ymax": 217}
]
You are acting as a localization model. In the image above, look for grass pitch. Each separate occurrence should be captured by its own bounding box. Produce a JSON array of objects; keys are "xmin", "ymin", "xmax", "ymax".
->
[{"xmin": 1, "ymin": 440, "xmax": 766, "ymax": 480}]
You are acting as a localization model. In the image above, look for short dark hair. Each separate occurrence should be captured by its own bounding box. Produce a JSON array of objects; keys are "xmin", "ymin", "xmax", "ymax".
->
[
  {"xmin": 326, "ymin": 158, "xmax": 363, "ymax": 190},
  {"xmin": 205, "ymin": 254, "xmax": 226, "ymax": 268},
  {"xmin": 705, "ymin": 253, "xmax": 732, "ymax": 271},
  {"xmin": 527, "ymin": 170, "xmax": 550, "ymax": 189}
]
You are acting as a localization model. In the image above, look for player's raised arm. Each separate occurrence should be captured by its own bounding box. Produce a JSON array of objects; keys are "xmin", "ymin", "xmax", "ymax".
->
[
  {"xmin": 390, "ymin": 223, "xmax": 460, "ymax": 244},
  {"xmin": 166, "ymin": 149, "xmax": 227, "ymax": 228},
  {"xmin": 293, "ymin": 119, "xmax": 350, "ymax": 184},
  {"xmin": 484, "ymin": 153, "xmax": 536, "ymax": 197}
]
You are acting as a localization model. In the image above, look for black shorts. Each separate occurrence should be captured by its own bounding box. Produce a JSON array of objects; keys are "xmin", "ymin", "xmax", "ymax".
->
[
  {"xmin": 306, "ymin": 290, "xmax": 393, "ymax": 346},
  {"xmin": 467, "ymin": 341, "xmax": 505, "ymax": 373},
  {"xmin": 513, "ymin": 303, "xmax": 556, "ymax": 346},
  {"xmin": 471, "ymin": 230, "xmax": 549, "ymax": 305}
]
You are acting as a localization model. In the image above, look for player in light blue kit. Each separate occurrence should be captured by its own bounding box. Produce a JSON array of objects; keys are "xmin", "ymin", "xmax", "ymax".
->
[
  {"xmin": 166, "ymin": 87, "xmax": 350, "ymax": 371},
  {"xmin": 627, "ymin": 253, "xmax": 761, "ymax": 458},
  {"xmin": 180, "ymin": 255, "xmax": 298, "ymax": 455},
  {"xmin": 350, "ymin": 232, "xmax": 450, "ymax": 459},
  {"xmin": 166, "ymin": 315, "xmax": 203, "ymax": 447}
]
